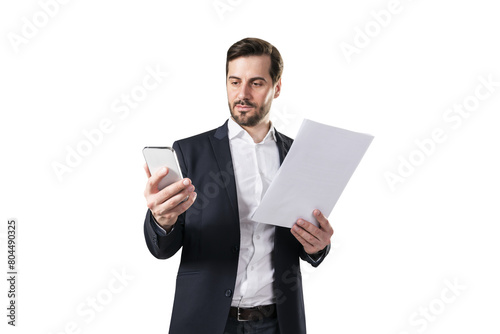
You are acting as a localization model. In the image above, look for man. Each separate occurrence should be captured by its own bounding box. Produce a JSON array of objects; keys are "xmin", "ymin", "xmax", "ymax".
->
[{"xmin": 143, "ymin": 37, "xmax": 334, "ymax": 334}]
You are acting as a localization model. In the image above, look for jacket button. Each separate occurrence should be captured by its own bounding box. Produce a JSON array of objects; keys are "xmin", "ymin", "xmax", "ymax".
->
[
  {"xmin": 225, "ymin": 289, "xmax": 232, "ymax": 297},
  {"xmin": 231, "ymin": 245, "xmax": 239, "ymax": 254}
]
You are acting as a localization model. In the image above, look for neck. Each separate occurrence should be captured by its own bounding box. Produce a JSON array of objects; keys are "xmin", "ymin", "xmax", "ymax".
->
[{"xmin": 233, "ymin": 117, "xmax": 271, "ymax": 143}]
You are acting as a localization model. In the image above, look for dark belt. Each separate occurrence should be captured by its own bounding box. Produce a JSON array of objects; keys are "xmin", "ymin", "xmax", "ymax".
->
[{"xmin": 229, "ymin": 304, "xmax": 277, "ymax": 322}]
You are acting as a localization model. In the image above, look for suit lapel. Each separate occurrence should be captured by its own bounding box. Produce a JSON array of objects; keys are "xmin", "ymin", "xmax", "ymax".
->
[
  {"xmin": 273, "ymin": 129, "xmax": 295, "ymax": 262},
  {"xmin": 208, "ymin": 121, "xmax": 293, "ymax": 222},
  {"xmin": 209, "ymin": 120, "xmax": 239, "ymax": 219},
  {"xmin": 274, "ymin": 130, "xmax": 293, "ymax": 164}
]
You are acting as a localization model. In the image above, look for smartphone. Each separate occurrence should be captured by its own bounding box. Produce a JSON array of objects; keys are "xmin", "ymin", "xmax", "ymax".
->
[{"xmin": 143, "ymin": 147, "xmax": 183, "ymax": 191}]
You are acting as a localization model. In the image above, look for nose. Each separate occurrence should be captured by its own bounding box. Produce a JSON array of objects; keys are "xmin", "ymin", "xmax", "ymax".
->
[{"xmin": 237, "ymin": 82, "xmax": 251, "ymax": 101}]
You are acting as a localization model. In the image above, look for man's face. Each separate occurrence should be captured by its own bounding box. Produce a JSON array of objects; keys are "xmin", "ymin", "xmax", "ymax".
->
[{"xmin": 226, "ymin": 55, "xmax": 281, "ymax": 127}]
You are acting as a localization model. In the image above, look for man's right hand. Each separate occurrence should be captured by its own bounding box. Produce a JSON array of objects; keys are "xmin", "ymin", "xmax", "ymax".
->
[{"xmin": 143, "ymin": 164, "xmax": 197, "ymax": 232}]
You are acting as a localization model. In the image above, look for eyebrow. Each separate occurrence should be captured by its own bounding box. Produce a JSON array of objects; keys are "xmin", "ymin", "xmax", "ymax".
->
[{"xmin": 227, "ymin": 76, "xmax": 268, "ymax": 82}]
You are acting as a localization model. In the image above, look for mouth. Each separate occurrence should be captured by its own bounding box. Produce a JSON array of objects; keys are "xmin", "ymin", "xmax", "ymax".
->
[{"xmin": 235, "ymin": 105, "xmax": 253, "ymax": 111}]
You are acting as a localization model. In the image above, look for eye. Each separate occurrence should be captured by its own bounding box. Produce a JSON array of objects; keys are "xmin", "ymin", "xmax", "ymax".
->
[
  {"xmin": 252, "ymin": 82, "xmax": 263, "ymax": 86},
  {"xmin": 230, "ymin": 81, "xmax": 239, "ymax": 86}
]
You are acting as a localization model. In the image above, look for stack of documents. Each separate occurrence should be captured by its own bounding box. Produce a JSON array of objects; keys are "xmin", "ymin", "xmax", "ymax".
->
[{"xmin": 252, "ymin": 119, "xmax": 374, "ymax": 228}]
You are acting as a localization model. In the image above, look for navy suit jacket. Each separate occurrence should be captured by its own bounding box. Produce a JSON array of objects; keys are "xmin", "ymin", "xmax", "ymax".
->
[{"xmin": 144, "ymin": 120, "xmax": 330, "ymax": 334}]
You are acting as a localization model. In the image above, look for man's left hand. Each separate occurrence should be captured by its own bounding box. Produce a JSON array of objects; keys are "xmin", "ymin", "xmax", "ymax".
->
[{"xmin": 291, "ymin": 209, "xmax": 334, "ymax": 255}]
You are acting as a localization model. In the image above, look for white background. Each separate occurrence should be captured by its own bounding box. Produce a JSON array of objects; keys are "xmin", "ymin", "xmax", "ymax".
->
[{"xmin": 1, "ymin": 0, "xmax": 499, "ymax": 333}]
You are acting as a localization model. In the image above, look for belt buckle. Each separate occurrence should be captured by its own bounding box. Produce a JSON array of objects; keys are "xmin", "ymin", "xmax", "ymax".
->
[{"xmin": 237, "ymin": 307, "xmax": 248, "ymax": 322}]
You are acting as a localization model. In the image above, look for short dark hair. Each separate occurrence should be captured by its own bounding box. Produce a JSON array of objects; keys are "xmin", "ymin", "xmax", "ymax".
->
[{"xmin": 226, "ymin": 37, "xmax": 283, "ymax": 85}]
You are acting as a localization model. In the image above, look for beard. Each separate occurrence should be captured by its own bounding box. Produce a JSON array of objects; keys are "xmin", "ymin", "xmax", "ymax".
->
[{"xmin": 229, "ymin": 99, "xmax": 271, "ymax": 127}]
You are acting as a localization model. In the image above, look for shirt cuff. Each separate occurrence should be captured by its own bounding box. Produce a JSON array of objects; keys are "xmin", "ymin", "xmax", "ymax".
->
[
  {"xmin": 150, "ymin": 213, "xmax": 174, "ymax": 237},
  {"xmin": 306, "ymin": 247, "xmax": 327, "ymax": 263}
]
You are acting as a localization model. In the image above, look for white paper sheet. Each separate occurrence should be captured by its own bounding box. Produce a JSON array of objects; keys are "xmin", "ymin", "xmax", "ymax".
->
[{"xmin": 251, "ymin": 119, "xmax": 374, "ymax": 228}]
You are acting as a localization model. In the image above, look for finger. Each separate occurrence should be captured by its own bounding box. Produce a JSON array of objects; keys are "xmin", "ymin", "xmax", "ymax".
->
[
  {"xmin": 291, "ymin": 226, "xmax": 318, "ymax": 254},
  {"xmin": 291, "ymin": 226, "xmax": 314, "ymax": 249},
  {"xmin": 145, "ymin": 166, "xmax": 169, "ymax": 194},
  {"xmin": 155, "ymin": 192, "xmax": 198, "ymax": 220},
  {"xmin": 314, "ymin": 210, "xmax": 334, "ymax": 235},
  {"xmin": 157, "ymin": 184, "xmax": 195, "ymax": 212},
  {"xmin": 295, "ymin": 219, "xmax": 322, "ymax": 241},
  {"xmin": 156, "ymin": 177, "xmax": 192, "ymax": 203},
  {"xmin": 166, "ymin": 192, "xmax": 197, "ymax": 217},
  {"xmin": 143, "ymin": 163, "xmax": 151, "ymax": 178},
  {"xmin": 150, "ymin": 191, "xmax": 197, "ymax": 229},
  {"xmin": 294, "ymin": 218, "xmax": 333, "ymax": 252},
  {"xmin": 292, "ymin": 222, "xmax": 321, "ymax": 244}
]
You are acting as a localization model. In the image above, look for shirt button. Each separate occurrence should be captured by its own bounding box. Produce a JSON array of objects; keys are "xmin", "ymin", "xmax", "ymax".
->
[
  {"xmin": 256, "ymin": 235, "xmax": 261, "ymax": 240},
  {"xmin": 225, "ymin": 289, "xmax": 232, "ymax": 297},
  {"xmin": 231, "ymin": 245, "xmax": 239, "ymax": 254}
]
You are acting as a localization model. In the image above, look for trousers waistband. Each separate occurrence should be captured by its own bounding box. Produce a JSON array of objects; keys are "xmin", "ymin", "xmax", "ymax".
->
[{"xmin": 229, "ymin": 304, "xmax": 277, "ymax": 322}]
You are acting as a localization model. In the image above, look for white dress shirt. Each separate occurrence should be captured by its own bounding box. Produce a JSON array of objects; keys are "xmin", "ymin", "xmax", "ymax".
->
[{"xmin": 227, "ymin": 117, "xmax": 280, "ymax": 308}]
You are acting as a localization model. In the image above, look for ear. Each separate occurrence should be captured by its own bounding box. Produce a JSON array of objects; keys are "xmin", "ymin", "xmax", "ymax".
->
[{"xmin": 273, "ymin": 78, "xmax": 282, "ymax": 98}]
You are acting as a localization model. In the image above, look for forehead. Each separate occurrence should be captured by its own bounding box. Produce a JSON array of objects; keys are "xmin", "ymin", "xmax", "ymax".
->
[{"xmin": 227, "ymin": 55, "xmax": 272, "ymax": 80}]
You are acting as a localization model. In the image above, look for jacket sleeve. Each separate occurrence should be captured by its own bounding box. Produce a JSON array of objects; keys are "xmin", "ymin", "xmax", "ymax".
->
[
  {"xmin": 144, "ymin": 209, "xmax": 185, "ymax": 259},
  {"xmin": 299, "ymin": 243, "xmax": 331, "ymax": 268},
  {"xmin": 143, "ymin": 140, "xmax": 188, "ymax": 260}
]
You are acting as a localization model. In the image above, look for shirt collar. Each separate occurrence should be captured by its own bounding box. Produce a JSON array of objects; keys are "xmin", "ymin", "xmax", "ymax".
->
[{"xmin": 227, "ymin": 117, "xmax": 277, "ymax": 144}]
